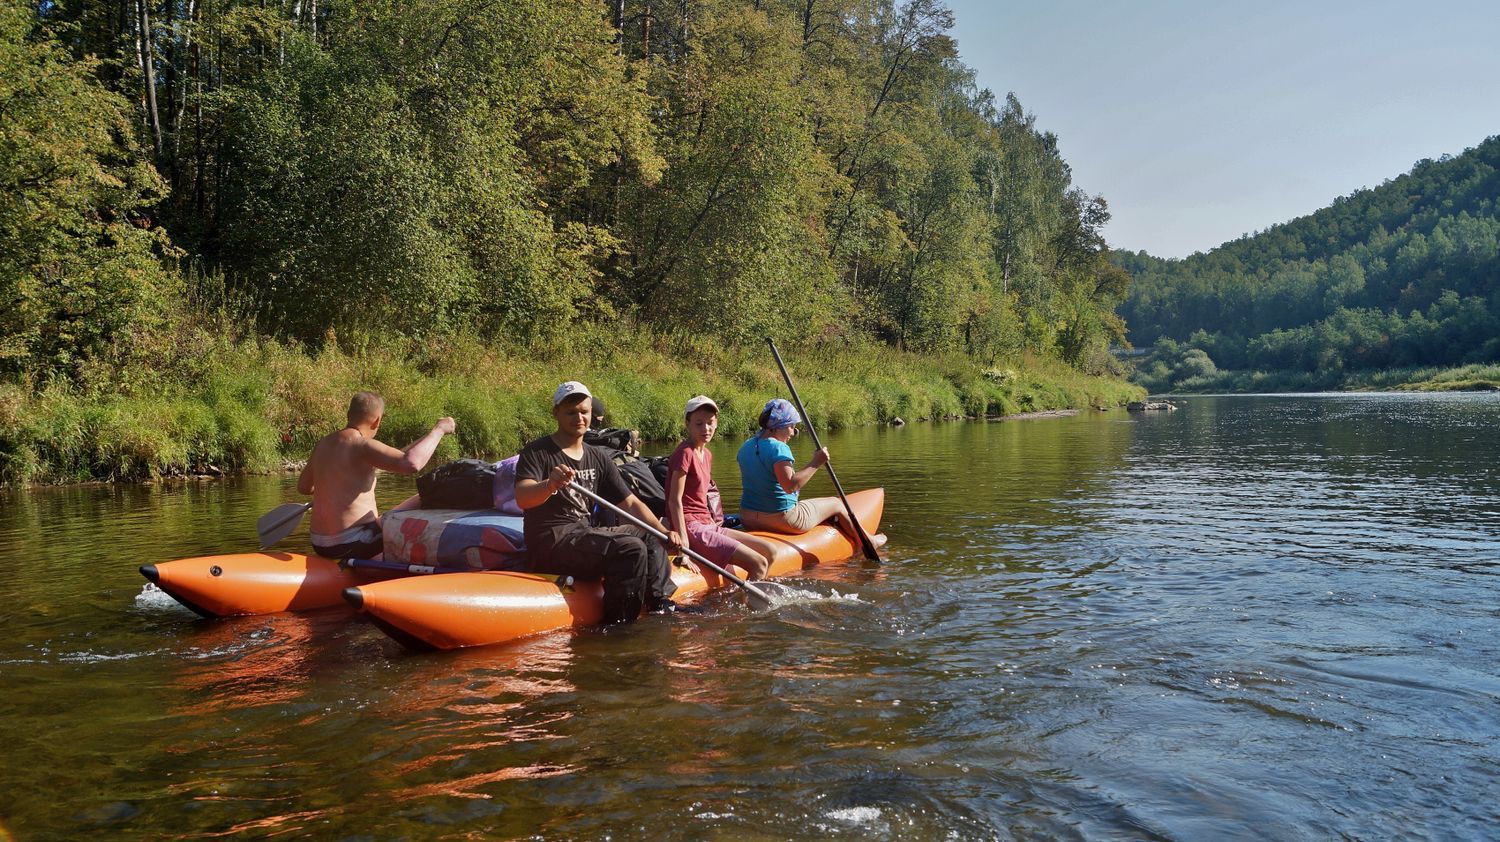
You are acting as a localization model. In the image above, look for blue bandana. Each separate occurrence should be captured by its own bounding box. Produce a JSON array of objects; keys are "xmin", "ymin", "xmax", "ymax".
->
[{"xmin": 763, "ymin": 398, "xmax": 802, "ymax": 429}]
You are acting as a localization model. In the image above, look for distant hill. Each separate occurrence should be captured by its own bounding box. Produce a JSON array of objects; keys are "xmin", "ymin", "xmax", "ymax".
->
[{"xmin": 1114, "ymin": 135, "xmax": 1500, "ymax": 381}]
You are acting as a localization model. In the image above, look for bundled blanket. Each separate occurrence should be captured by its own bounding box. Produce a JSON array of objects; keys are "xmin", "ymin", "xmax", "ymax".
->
[{"xmin": 382, "ymin": 509, "xmax": 526, "ymax": 570}]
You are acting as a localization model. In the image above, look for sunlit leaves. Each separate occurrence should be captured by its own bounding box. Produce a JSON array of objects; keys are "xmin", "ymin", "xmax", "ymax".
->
[
  {"xmin": 0, "ymin": 0, "xmax": 177, "ymax": 381},
  {"xmin": 9, "ymin": 0, "xmax": 1135, "ymax": 382}
]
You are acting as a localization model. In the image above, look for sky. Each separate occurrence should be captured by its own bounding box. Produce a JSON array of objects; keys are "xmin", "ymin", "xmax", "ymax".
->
[{"xmin": 945, "ymin": 0, "xmax": 1500, "ymax": 258}]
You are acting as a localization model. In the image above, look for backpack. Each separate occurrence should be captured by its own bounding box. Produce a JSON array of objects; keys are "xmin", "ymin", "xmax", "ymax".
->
[
  {"xmin": 588, "ymin": 448, "xmax": 667, "ymax": 526},
  {"xmin": 584, "ymin": 427, "xmax": 639, "ymax": 454},
  {"xmin": 646, "ymin": 455, "xmax": 669, "ymax": 488},
  {"xmin": 617, "ymin": 457, "xmax": 667, "ymax": 517},
  {"xmin": 417, "ymin": 459, "xmax": 499, "ymax": 510}
]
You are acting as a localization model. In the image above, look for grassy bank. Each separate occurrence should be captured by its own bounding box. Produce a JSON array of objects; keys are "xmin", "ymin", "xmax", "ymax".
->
[
  {"xmin": 0, "ymin": 331, "xmax": 1143, "ymax": 486},
  {"xmin": 1138, "ymin": 363, "xmax": 1500, "ymax": 395},
  {"xmin": 1386, "ymin": 364, "xmax": 1500, "ymax": 392}
]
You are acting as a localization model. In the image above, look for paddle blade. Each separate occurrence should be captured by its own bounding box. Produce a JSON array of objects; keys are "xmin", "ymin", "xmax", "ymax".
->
[
  {"xmin": 257, "ymin": 502, "xmax": 311, "ymax": 549},
  {"xmin": 742, "ymin": 582, "xmax": 777, "ymax": 610}
]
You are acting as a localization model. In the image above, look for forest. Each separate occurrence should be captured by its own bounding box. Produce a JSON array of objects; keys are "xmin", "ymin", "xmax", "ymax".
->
[
  {"xmin": 4, "ymin": 0, "xmax": 1131, "ymax": 378},
  {"xmin": 1, "ymin": 0, "xmax": 1140, "ymax": 483},
  {"xmin": 1118, "ymin": 136, "xmax": 1500, "ymax": 390}
]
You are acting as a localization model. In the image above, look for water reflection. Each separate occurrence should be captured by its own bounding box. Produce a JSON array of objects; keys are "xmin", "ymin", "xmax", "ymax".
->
[{"xmin": 170, "ymin": 612, "xmax": 351, "ymax": 715}]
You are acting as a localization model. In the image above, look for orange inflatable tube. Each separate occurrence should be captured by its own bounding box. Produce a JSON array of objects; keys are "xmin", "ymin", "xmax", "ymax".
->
[
  {"xmin": 346, "ymin": 488, "xmax": 885, "ymax": 650},
  {"xmin": 140, "ymin": 552, "xmax": 404, "ymax": 618}
]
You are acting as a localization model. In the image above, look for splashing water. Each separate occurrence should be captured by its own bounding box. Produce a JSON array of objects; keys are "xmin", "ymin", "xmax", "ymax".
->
[
  {"xmin": 754, "ymin": 582, "xmax": 863, "ymax": 608},
  {"xmin": 813, "ymin": 806, "xmax": 889, "ymax": 835},
  {"xmin": 826, "ymin": 806, "xmax": 883, "ymax": 825},
  {"xmin": 134, "ymin": 582, "xmax": 195, "ymax": 615}
]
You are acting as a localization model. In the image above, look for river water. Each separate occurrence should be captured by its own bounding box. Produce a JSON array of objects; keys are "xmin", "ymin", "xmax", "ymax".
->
[{"xmin": 1, "ymin": 393, "xmax": 1498, "ymax": 839}]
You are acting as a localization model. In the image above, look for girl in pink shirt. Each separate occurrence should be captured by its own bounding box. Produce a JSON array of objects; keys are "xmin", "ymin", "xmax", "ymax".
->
[{"xmin": 666, "ymin": 396, "xmax": 777, "ymax": 581}]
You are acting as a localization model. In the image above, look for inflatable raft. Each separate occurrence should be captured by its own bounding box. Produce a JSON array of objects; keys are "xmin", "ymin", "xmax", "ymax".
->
[
  {"xmin": 140, "ymin": 489, "xmax": 884, "ymax": 649},
  {"xmin": 346, "ymin": 487, "xmax": 885, "ymax": 650},
  {"xmin": 141, "ymin": 510, "xmax": 527, "ymax": 618}
]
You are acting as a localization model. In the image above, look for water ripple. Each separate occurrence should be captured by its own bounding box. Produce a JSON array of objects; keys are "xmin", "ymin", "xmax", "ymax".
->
[{"xmin": 3, "ymin": 395, "xmax": 1500, "ymax": 837}]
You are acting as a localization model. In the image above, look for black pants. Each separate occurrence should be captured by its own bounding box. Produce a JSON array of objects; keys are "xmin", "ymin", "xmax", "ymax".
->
[{"xmin": 531, "ymin": 524, "xmax": 676, "ymax": 624}]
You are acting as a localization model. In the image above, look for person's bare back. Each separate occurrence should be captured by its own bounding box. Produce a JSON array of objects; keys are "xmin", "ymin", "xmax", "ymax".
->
[
  {"xmin": 302, "ymin": 427, "xmax": 384, "ymax": 535},
  {"xmin": 296, "ymin": 392, "xmax": 454, "ymax": 557}
]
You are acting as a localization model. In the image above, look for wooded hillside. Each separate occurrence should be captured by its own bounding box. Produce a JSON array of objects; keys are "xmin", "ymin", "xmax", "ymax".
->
[{"xmin": 1118, "ymin": 136, "xmax": 1500, "ymax": 381}]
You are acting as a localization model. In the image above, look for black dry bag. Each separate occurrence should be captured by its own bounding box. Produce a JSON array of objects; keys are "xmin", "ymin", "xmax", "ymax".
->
[{"xmin": 416, "ymin": 459, "xmax": 498, "ymax": 510}]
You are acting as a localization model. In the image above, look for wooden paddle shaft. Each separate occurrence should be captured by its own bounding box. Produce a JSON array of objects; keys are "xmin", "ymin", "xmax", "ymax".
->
[{"xmin": 764, "ymin": 337, "xmax": 881, "ymax": 560}]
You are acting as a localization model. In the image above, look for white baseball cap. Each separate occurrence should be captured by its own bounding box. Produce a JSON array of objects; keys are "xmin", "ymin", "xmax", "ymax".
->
[
  {"xmin": 552, "ymin": 381, "xmax": 593, "ymax": 407},
  {"xmin": 684, "ymin": 395, "xmax": 719, "ymax": 416}
]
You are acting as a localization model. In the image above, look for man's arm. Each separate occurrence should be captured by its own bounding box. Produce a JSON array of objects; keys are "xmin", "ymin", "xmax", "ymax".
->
[
  {"xmin": 296, "ymin": 460, "xmax": 315, "ymax": 495},
  {"xmin": 516, "ymin": 465, "xmax": 573, "ymax": 510},
  {"xmin": 362, "ymin": 417, "xmax": 456, "ymax": 475},
  {"xmin": 622, "ymin": 493, "xmax": 682, "ymax": 552}
]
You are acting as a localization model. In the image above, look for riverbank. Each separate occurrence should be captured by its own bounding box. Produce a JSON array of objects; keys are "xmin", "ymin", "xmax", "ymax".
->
[
  {"xmin": 0, "ymin": 332, "xmax": 1143, "ymax": 486},
  {"xmin": 1138, "ymin": 362, "xmax": 1500, "ymax": 395}
]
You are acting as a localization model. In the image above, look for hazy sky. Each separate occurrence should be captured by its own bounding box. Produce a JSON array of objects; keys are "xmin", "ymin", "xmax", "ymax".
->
[{"xmin": 945, "ymin": 0, "xmax": 1500, "ymax": 258}]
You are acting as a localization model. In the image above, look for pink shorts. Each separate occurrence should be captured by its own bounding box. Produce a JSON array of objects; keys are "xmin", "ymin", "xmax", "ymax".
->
[{"xmin": 685, "ymin": 520, "xmax": 740, "ymax": 568}]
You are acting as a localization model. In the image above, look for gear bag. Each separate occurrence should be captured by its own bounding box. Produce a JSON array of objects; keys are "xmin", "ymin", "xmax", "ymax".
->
[
  {"xmin": 584, "ymin": 427, "xmax": 639, "ymax": 454},
  {"xmin": 616, "ymin": 457, "xmax": 667, "ymax": 517},
  {"xmin": 416, "ymin": 459, "xmax": 499, "ymax": 510}
]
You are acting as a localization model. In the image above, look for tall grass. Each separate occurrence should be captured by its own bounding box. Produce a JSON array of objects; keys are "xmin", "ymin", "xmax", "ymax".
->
[
  {"xmin": 1376, "ymin": 364, "xmax": 1500, "ymax": 392},
  {"xmin": 1140, "ymin": 363, "xmax": 1500, "ymax": 395},
  {"xmin": 0, "ymin": 330, "xmax": 1144, "ymax": 486}
]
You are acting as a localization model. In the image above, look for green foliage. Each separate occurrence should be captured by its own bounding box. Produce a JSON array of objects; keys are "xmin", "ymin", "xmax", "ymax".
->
[
  {"xmin": 0, "ymin": 329, "xmax": 1143, "ymax": 485},
  {"xmin": 1132, "ymin": 338, "xmax": 1222, "ymax": 393},
  {"xmin": 0, "ymin": 374, "xmax": 284, "ymax": 485},
  {"xmin": 12, "ymin": 0, "xmax": 1135, "ymax": 377},
  {"xmin": 2, "ymin": 0, "xmax": 1148, "ymax": 483},
  {"xmin": 623, "ymin": 4, "xmax": 838, "ymax": 342},
  {"xmin": 207, "ymin": 1, "xmax": 657, "ymax": 345},
  {"xmin": 1389, "ymin": 363, "xmax": 1500, "ymax": 392},
  {"xmin": 0, "ymin": 0, "xmax": 179, "ymax": 381}
]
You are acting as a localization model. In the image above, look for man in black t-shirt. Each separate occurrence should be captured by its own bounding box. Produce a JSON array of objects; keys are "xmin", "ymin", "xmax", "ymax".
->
[{"xmin": 515, "ymin": 381, "xmax": 687, "ymax": 623}]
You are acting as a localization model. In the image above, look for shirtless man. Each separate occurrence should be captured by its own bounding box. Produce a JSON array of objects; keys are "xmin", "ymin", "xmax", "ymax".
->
[{"xmin": 297, "ymin": 391, "xmax": 455, "ymax": 559}]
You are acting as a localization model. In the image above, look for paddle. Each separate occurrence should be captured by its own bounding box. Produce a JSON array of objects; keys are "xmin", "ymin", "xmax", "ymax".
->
[
  {"xmin": 566, "ymin": 481, "xmax": 779, "ymax": 610},
  {"xmin": 345, "ymin": 558, "xmax": 582, "ymax": 590},
  {"xmin": 765, "ymin": 336, "xmax": 881, "ymax": 561},
  {"xmin": 257, "ymin": 502, "xmax": 311, "ymax": 549},
  {"xmin": 343, "ymin": 557, "xmax": 468, "ymax": 576}
]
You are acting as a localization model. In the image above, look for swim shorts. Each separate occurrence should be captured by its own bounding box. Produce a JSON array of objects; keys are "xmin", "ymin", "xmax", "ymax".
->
[
  {"xmin": 310, "ymin": 520, "xmax": 384, "ymax": 560},
  {"xmin": 685, "ymin": 520, "xmax": 741, "ymax": 567}
]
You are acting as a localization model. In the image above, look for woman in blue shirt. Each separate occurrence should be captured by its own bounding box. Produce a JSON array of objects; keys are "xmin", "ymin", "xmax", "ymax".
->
[{"xmin": 736, "ymin": 398, "xmax": 846, "ymax": 534}]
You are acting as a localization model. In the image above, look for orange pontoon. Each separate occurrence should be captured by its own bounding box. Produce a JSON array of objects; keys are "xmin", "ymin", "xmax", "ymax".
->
[
  {"xmin": 346, "ymin": 488, "xmax": 885, "ymax": 650},
  {"xmin": 140, "ymin": 552, "xmax": 406, "ymax": 618}
]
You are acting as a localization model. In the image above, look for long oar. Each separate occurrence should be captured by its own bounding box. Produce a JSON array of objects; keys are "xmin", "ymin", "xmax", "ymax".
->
[
  {"xmin": 567, "ymin": 482, "xmax": 778, "ymax": 610},
  {"xmin": 765, "ymin": 337, "xmax": 881, "ymax": 561},
  {"xmin": 343, "ymin": 557, "xmax": 469, "ymax": 576},
  {"xmin": 345, "ymin": 557, "xmax": 578, "ymax": 588},
  {"xmin": 257, "ymin": 502, "xmax": 311, "ymax": 549}
]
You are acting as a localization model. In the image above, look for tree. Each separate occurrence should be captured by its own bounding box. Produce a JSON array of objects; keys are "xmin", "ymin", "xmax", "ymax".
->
[
  {"xmin": 0, "ymin": 0, "xmax": 177, "ymax": 380},
  {"xmin": 207, "ymin": 0, "xmax": 661, "ymax": 344},
  {"xmin": 620, "ymin": 3, "xmax": 839, "ymax": 342},
  {"xmin": 1116, "ymin": 135, "xmax": 1500, "ymax": 375}
]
